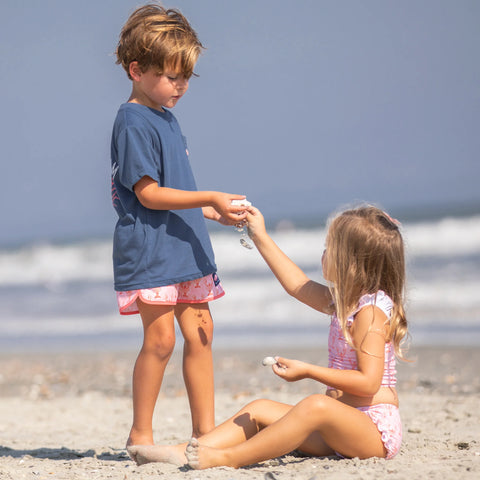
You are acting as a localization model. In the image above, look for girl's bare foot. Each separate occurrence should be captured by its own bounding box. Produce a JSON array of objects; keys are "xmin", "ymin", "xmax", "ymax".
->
[
  {"xmin": 126, "ymin": 430, "xmax": 154, "ymax": 462},
  {"xmin": 127, "ymin": 444, "xmax": 187, "ymax": 466},
  {"xmin": 185, "ymin": 438, "xmax": 231, "ymax": 470},
  {"xmin": 126, "ymin": 428, "xmax": 154, "ymax": 447}
]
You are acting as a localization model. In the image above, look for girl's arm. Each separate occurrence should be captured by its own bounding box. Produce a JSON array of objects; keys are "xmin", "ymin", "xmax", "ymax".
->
[
  {"xmin": 274, "ymin": 306, "xmax": 388, "ymax": 397},
  {"xmin": 134, "ymin": 176, "xmax": 247, "ymax": 224},
  {"xmin": 246, "ymin": 206, "xmax": 332, "ymax": 313}
]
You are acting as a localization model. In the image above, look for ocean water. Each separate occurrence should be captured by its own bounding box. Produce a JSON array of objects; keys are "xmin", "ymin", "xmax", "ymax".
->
[{"xmin": 0, "ymin": 213, "xmax": 479, "ymax": 352}]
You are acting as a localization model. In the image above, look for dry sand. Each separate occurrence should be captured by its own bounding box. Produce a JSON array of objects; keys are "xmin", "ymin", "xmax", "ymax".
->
[{"xmin": 0, "ymin": 346, "xmax": 479, "ymax": 479}]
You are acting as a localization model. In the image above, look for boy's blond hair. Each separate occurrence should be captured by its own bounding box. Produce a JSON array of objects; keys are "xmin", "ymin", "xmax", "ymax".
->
[
  {"xmin": 325, "ymin": 205, "xmax": 409, "ymax": 359},
  {"xmin": 116, "ymin": 3, "xmax": 204, "ymax": 80}
]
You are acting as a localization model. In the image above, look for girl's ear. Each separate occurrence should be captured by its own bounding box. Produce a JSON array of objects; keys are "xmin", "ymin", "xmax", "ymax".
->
[{"xmin": 129, "ymin": 61, "xmax": 142, "ymax": 81}]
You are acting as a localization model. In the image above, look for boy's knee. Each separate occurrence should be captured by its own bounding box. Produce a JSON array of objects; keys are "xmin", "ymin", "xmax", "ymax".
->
[
  {"xmin": 184, "ymin": 324, "xmax": 213, "ymax": 349},
  {"xmin": 143, "ymin": 334, "xmax": 176, "ymax": 359}
]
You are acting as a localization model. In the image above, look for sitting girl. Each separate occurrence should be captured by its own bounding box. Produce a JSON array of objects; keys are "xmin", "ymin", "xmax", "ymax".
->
[{"xmin": 127, "ymin": 204, "xmax": 409, "ymax": 468}]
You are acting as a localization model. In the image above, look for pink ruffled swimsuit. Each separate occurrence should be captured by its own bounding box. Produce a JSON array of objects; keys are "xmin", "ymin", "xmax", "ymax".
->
[{"xmin": 327, "ymin": 291, "xmax": 402, "ymax": 459}]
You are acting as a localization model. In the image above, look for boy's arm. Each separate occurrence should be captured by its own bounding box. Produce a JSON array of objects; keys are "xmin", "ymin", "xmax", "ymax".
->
[
  {"xmin": 246, "ymin": 207, "xmax": 332, "ymax": 313},
  {"xmin": 134, "ymin": 176, "xmax": 247, "ymax": 224}
]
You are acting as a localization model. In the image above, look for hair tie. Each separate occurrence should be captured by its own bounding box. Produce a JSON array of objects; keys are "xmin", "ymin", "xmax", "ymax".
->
[{"xmin": 384, "ymin": 212, "xmax": 401, "ymax": 227}]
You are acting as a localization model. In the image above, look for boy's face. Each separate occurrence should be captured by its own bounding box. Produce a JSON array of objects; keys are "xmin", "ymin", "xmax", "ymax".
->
[{"xmin": 129, "ymin": 62, "xmax": 189, "ymax": 111}]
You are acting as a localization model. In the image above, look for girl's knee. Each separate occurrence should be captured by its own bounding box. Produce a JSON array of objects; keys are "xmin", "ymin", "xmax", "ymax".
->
[
  {"xmin": 239, "ymin": 399, "xmax": 280, "ymax": 423},
  {"xmin": 233, "ymin": 399, "xmax": 273, "ymax": 432},
  {"xmin": 297, "ymin": 394, "xmax": 332, "ymax": 417},
  {"xmin": 242, "ymin": 398, "xmax": 272, "ymax": 413}
]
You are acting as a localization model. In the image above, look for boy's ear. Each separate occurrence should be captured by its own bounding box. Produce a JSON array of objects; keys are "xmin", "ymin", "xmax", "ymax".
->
[{"xmin": 129, "ymin": 61, "xmax": 142, "ymax": 81}]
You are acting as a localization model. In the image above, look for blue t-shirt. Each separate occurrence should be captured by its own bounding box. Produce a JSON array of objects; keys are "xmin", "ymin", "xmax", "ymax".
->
[{"xmin": 111, "ymin": 103, "xmax": 217, "ymax": 291}]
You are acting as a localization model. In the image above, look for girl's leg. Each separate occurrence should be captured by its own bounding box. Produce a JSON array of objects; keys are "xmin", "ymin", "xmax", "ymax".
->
[
  {"xmin": 128, "ymin": 300, "xmax": 176, "ymax": 447},
  {"xmin": 128, "ymin": 398, "xmax": 293, "ymax": 465},
  {"xmin": 175, "ymin": 303, "xmax": 215, "ymax": 437},
  {"xmin": 187, "ymin": 394, "xmax": 387, "ymax": 469}
]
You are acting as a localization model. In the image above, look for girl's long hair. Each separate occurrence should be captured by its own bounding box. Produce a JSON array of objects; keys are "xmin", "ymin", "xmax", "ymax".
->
[{"xmin": 325, "ymin": 205, "xmax": 409, "ymax": 359}]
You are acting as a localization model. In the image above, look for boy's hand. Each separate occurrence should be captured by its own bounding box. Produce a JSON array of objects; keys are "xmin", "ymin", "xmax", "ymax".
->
[
  {"xmin": 211, "ymin": 193, "xmax": 248, "ymax": 225},
  {"xmin": 202, "ymin": 206, "xmax": 230, "ymax": 225},
  {"xmin": 272, "ymin": 357, "xmax": 309, "ymax": 382}
]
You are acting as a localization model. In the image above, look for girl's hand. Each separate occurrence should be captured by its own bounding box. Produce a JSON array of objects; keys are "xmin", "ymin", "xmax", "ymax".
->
[
  {"xmin": 272, "ymin": 357, "xmax": 309, "ymax": 382},
  {"xmin": 245, "ymin": 206, "xmax": 267, "ymax": 240}
]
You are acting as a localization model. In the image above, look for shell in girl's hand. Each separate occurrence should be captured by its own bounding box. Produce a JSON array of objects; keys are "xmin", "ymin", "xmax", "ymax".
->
[{"xmin": 262, "ymin": 356, "xmax": 277, "ymax": 366}]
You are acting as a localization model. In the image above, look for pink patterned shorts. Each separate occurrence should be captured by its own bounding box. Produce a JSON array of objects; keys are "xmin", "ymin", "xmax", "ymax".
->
[
  {"xmin": 334, "ymin": 403, "xmax": 401, "ymax": 460},
  {"xmin": 358, "ymin": 403, "xmax": 402, "ymax": 459},
  {"xmin": 116, "ymin": 273, "xmax": 225, "ymax": 315}
]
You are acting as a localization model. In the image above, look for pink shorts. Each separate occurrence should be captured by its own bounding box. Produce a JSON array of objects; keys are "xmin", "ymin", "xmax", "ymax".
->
[
  {"xmin": 358, "ymin": 404, "xmax": 402, "ymax": 459},
  {"xmin": 334, "ymin": 404, "xmax": 402, "ymax": 460},
  {"xmin": 116, "ymin": 273, "xmax": 225, "ymax": 315}
]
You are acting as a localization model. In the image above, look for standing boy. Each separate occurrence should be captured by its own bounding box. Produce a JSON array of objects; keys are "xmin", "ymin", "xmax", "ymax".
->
[{"xmin": 111, "ymin": 4, "xmax": 248, "ymax": 453}]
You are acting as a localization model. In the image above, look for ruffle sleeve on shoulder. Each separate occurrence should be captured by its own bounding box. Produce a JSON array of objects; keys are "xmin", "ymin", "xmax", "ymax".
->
[{"xmin": 356, "ymin": 290, "xmax": 393, "ymax": 319}]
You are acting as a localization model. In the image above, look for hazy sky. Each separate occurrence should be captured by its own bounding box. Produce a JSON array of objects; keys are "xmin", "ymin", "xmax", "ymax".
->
[{"xmin": 1, "ymin": 0, "xmax": 479, "ymax": 245}]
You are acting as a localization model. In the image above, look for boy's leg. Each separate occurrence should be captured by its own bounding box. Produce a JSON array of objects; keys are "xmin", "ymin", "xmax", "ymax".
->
[
  {"xmin": 175, "ymin": 303, "xmax": 215, "ymax": 437},
  {"xmin": 128, "ymin": 300, "xmax": 176, "ymax": 446}
]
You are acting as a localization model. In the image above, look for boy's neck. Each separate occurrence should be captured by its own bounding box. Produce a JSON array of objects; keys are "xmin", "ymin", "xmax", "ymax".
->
[{"xmin": 127, "ymin": 91, "xmax": 165, "ymax": 112}]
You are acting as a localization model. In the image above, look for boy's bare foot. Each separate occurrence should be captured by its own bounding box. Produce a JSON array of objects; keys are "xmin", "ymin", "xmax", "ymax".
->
[
  {"xmin": 127, "ymin": 444, "xmax": 188, "ymax": 466},
  {"xmin": 185, "ymin": 437, "xmax": 230, "ymax": 470}
]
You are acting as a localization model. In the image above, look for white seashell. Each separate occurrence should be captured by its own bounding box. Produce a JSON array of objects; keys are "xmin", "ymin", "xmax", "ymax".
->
[
  {"xmin": 231, "ymin": 199, "xmax": 252, "ymax": 207},
  {"xmin": 262, "ymin": 356, "xmax": 277, "ymax": 366}
]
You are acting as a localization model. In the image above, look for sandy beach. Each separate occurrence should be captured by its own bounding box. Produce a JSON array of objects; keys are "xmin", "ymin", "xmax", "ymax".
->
[{"xmin": 0, "ymin": 345, "xmax": 479, "ymax": 479}]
